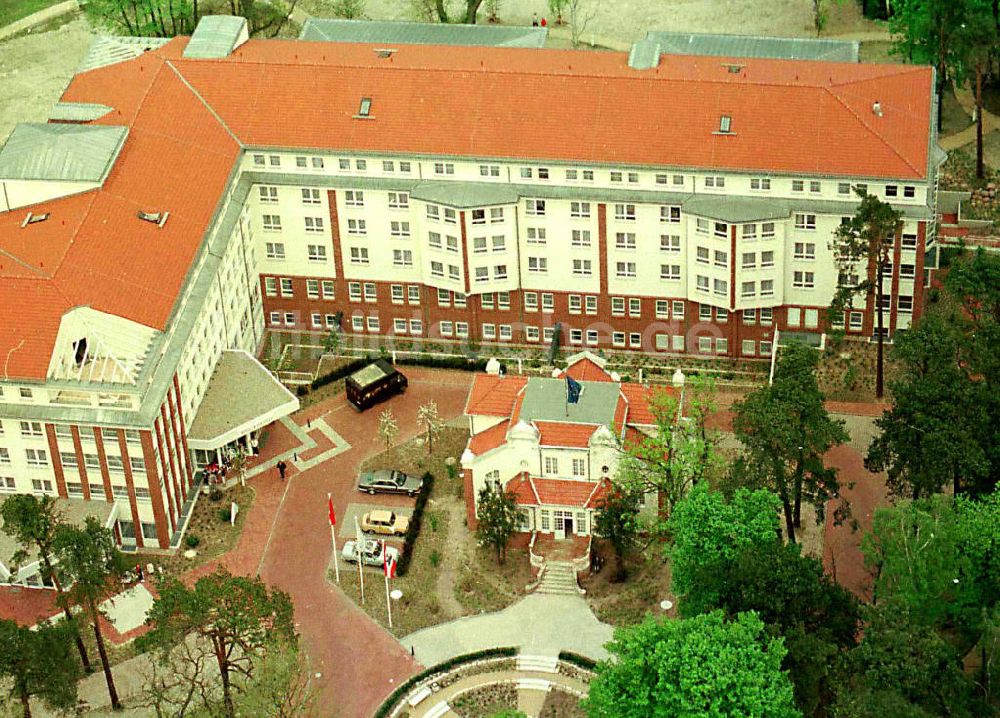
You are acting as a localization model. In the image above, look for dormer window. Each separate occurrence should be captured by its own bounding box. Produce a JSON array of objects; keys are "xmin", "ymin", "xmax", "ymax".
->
[
  {"xmin": 356, "ymin": 97, "xmax": 372, "ymax": 118},
  {"xmin": 374, "ymin": 48, "xmax": 396, "ymax": 59}
]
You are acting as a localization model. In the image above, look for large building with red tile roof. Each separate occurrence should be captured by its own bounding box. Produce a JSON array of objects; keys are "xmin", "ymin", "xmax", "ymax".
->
[
  {"xmin": 0, "ymin": 16, "xmax": 939, "ymax": 563},
  {"xmin": 461, "ymin": 352, "xmax": 677, "ymax": 536}
]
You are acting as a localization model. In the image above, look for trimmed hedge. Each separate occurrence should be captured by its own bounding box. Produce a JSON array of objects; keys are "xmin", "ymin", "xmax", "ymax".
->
[
  {"xmin": 310, "ymin": 356, "xmax": 371, "ymax": 390},
  {"xmin": 396, "ymin": 471, "xmax": 434, "ymax": 577},
  {"xmin": 373, "ymin": 646, "xmax": 518, "ymax": 718},
  {"xmin": 395, "ymin": 354, "xmax": 489, "ymax": 372},
  {"xmin": 558, "ymin": 651, "xmax": 597, "ymax": 671}
]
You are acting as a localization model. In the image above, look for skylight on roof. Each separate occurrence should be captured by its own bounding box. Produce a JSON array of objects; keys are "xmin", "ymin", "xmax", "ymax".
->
[
  {"xmin": 374, "ymin": 48, "xmax": 396, "ymax": 58},
  {"xmin": 719, "ymin": 115, "xmax": 732, "ymax": 133},
  {"xmin": 357, "ymin": 97, "xmax": 373, "ymax": 118},
  {"xmin": 137, "ymin": 210, "xmax": 169, "ymax": 227},
  {"xmin": 21, "ymin": 212, "xmax": 50, "ymax": 228}
]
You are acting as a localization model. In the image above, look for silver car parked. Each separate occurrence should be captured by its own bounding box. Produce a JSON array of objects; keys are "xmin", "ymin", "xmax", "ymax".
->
[
  {"xmin": 356, "ymin": 469, "xmax": 423, "ymax": 497},
  {"xmin": 341, "ymin": 539, "xmax": 400, "ymax": 567}
]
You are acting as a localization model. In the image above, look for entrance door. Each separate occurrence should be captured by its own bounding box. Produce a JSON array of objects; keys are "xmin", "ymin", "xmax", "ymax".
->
[{"xmin": 554, "ymin": 510, "xmax": 574, "ymax": 538}]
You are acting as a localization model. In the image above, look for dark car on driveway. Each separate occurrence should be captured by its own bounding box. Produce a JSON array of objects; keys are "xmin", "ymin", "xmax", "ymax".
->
[{"xmin": 357, "ymin": 469, "xmax": 423, "ymax": 497}]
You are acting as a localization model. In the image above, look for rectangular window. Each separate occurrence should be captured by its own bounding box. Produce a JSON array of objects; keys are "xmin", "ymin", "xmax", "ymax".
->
[
  {"xmin": 885, "ymin": 185, "xmax": 898, "ymax": 197},
  {"xmin": 284, "ymin": 312, "xmax": 296, "ymax": 326},
  {"xmin": 528, "ymin": 257, "xmax": 548, "ymax": 273},
  {"xmin": 426, "ymin": 205, "xmax": 440, "ymax": 221},
  {"xmin": 524, "ymin": 292, "xmax": 538, "ymax": 311},
  {"xmin": 264, "ymin": 276, "xmax": 278, "ymax": 296},
  {"xmin": 366, "ymin": 316, "xmax": 380, "ymax": 332},
  {"xmin": 265, "ymin": 242, "xmax": 285, "ymax": 260},
  {"xmin": 612, "ymin": 297, "xmax": 625, "ymax": 316},
  {"xmin": 346, "ymin": 219, "xmax": 366, "ymax": 235},
  {"xmin": 660, "ymin": 235, "xmax": 680, "ymax": 252},
  {"xmin": 714, "ymin": 222, "xmax": 728, "ymax": 238},
  {"xmin": 541, "ymin": 293, "xmax": 554, "ymax": 312},
  {"xmin": 307, "ymin": 244, "xmax": 328, "ymax": 262},
  {"xmin": 660, "ymin": 205, "xmax": 681, "ymax": 223},
  {"xmin": 629, "ymin": 298, "xmax": 641, "ymax": 317},
  {"xmin": 570, "ymin": 201, "xmax": 591, "ymax": 218},
  {"xmin": 280, "ymin": 278, "xmax": 293, "ymax": 296},
  {"xmin": 525, "ymin": 326, "xmax": 539, "ymax": 342},
  {"xmin": 349, "ymin": 282, "xmax": 362, "ymax": 301},
  {"xmin": 262, "ymin": 214, "xmax": 282, "ymax": 231},
  {"xmin": 408, "ymin": 286, "xmax": 420, "ymax": 305},
  {"xmin": 473, "ymin": 237, "xmax": 487, "ymax": 254},
  {"xmin": 610, "ymin": 170, "xmax": 622, "ymax": 183},
  {"xmin": 615, "ymin": 232, "xmax": 636, "ymax": 250},
  {"xmin": 792, "ymin": 180, "xmax": 804, "ymax": 192},
  {"xmin": 616, "ymin": 262, "xmax": 637, "ymax": 278},
  {"xmin": 742, "ymin": 309, "xmax": 756, "ymax": 324},
  {"xmin": 428, "ymin": 231, "xmax": 442, "ymax": 248},
  {"xmin": 585, "ymin": 296, "xmax": 597, "ymax": 315},
  {"xmin": 569, "ymin": 329, "xmax": 583, "ymax": 344},
  {"xmin": 482, "ymin": 323, "xmax": 496, "ymax": 340},
  {"xmin": 713, "ymin": 250, "xmax": 727, "ymax": 268},
  {"xmin": 474, "ymin": 267, "xmax": 489, "ymax": 283},
  {"xmin": 572, "ymin": 229, "xmax": 591, "ymax": 247},
  {"xmin": 696, "ymin": 275, "xmax": 709, "ymax": 293},
  {"xmin": 810, "ymin": 181, "xmax": 821, "ymax": 193},
  {"xmin": 456, "ymin": 322, "xmax": 469, "ymax": 338},
  {"xmin": 344, "ymin": 190, "xmax": 364, "ymax": 207},
  {"xmin": 795, "ymin": 214, "xmax": 816, "ymax": 230},
  {"xmin": 392, "ymin": 249, "xmax": 413, "ymax": 266},
  {"xmin": 389, "ymin": 221, "xmax": 411, "ymax": 237},
  {"xmin": 490, "ymin": 207, "xmax": 504, "ymax": 223},
  {"xmin": 696, "ymin": 218, "xmax": 709, "ymax": 234},
  {"xmin": 440, "ymin": 321, "xmax": 454, "ymax": 336},
  {"xmin": 349, "ymin": 247, "xmax": 369, "ymax": 265},
  {"xmin": 526, "ymin": 227, "xmax": 547, "ymax": 244},
  {"xmin": 614, "ymin": 203, "xmax": 636, "ymax": 221},
  {"xmin": 741, "ymin": 281, "xmax": 755, "ymax": 297},
  {"xmin": 391, "ymin": 285, "xmax": 404, "ymax": 304},
  {"xmin": 696, "ymin": 246, "xmax": 709, "ymax": 264},
  {"xmin": 901, "ymin": 233, "xmax": 918, "ymax": 249},
  {"xmin": 526, "ymin": 199, "xmax": 546, "ymax": 216},
  {"xmin": 388, "ymin": 192, "xmax": 409, "ymax": 209},
  {"xmin": 258, "ymin": 185, "xmax": 278, "ymax": 203},
  {"xmin": 904, "ymin": 186, "xmax": 916, "ymax": 198},
  {"xmin": 742, "ymin": 252, "xmax": 756, "ymax": 269},
  {"xmin": 479, "ymin": 164, "xmax": 500, "ymax": 177},
  {"xmin": 656, "ymin": 300, "xmax": 669, "ymax": 318},
  {"xmin": 471, "ymin": 209, "xmax": 486, "ymax": 225},
  {"xmin": 307, "ymin": 279, "xmax": 320, "ymax": 299},
  {"xmin": 586, "ymin": 329, "xmax": 598, "ymax": 345},
  {"xmin": 705, "ymin": 176, "xmax": 725, "ymax": 188},
  {"xmin": 434, "ymin": 163, "xmax": 455, "ymax": 175},
  {"xmin": 793, "ymin": 242, "xmax": 816, "ymax": 260},
  {"xmin": 750, "ymin": 178, "xmax": 771, "ymax": 191},
  {"xmin": 716, "ymin": 338, "xmax": 728, "ymax": 354},
  {"xmin": 25, "ymin": 448, "xmax": 48, "ymax": 467},
  {"xmin": 838, "ymin": 182, "xmax": 851, "ymax": 195},
  {"xmin": 761, "ymin": 251, "xmax": 775, "ymax": 268},
  {"xmin": 660, "ymin": 264, "xmax": 681, "ymax": 280},
  {"xmin": 613, "ymin": 332, "xmax": 626, "ymax": 347},
  {"xmin": 572, "ymin": 259, "xmax": 593, "ymax": 276},
  {"xmin": 713, "ymin": 278, "xmax": 727, "ymax": 296},
  {"xmin": 792, "ymin": 271, "xmax": 815, "ymax": 288},
  {"xmin": 761, "ymin": 222, "xmax": 775, "ymax": 238},
  {"xmin": 394, "ymin": 318, "xmax": 408, "ymax": 334},
  {"xmin": 499, "ymin": 324, "xmax": 512, "ymax": 340}
]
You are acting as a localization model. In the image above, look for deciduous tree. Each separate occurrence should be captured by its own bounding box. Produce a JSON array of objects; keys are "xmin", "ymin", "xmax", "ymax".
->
[
  {"xmin": 667, "ymin": 484, "xmax": 781, "ymax": 605},
  {"xmin": 0, "ymin": 494, "xmax": 91, "ymax": 671},
  {"xmin": 0, "ymin": 619, "xmax": 81, "ymax": 718},
  {"xmin": 830, "ymin": 189, "xmax": 902, "ymax": 398},
  {"xmin": 377, "ymin": 408, "xmax": 398, "ymax": 451},
  {"xmin": 53, "ymin": 517, "xmax": 128, "ymax": 711},
  {"xmin": 475, "ymin": 482, "xmax": 518, "ymax": 565},
  {"xmin": 417, "ymin": 401, "xmax": 443, "ymax": 454},
  {"xmin": 593, "ymin": 486, "xmax": 643, "ymax": 581},
  {"xmin": 616, "ymin": 378, "xmax": 722, "ymax": 520},
  {"xmin": 138, "ymin": 570, "xmax": 296, "ymax": 718},
  {"xmin": 732, "ymin": 342, "xmax": 849, "ymax": 542},
  {"xmin": 585, "ymin": 611, "xmax": 800, "ymax": 718}
]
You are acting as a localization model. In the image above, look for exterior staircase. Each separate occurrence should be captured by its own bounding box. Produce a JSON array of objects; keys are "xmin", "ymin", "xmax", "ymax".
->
[{"xmin": 536, "ymin": 560, "xmax": 581, "ymax": 596}]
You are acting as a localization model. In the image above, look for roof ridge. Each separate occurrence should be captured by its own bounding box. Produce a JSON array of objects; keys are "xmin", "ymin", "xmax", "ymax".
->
[
  {"xmin": 166, "ymin": 60, "xmax": 244, "ymax": 147},
  {"xmin": 822, "ymin": 84, "xmax": 923, "ymax": 177}
]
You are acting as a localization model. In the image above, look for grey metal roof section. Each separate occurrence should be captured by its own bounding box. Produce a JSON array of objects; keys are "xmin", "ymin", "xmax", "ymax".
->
[
  {"xmin": 300, "ymin": 18, "xmax": 547, "ymax": 48},
  {"xmin": 183, "ymin": 15, "xmax": 248, "ymax": 59},
  {"xmin": 518, "ymin": 377, "xmax": 619, "ymax": 426},
  {"xmin": 628, "ymin": 39, "xmax": 661, "ymax": 70},
  {"xmin": 645, "ymin": 31, "xmax": 859, "ymax": 63},
  {"xmin": 0, "ymin": 123, "xmax": 128, "ymax": 182},
  {"xmin": 411, "ymin": 181, "xmax": 519, "ymax": 208},
  {"xmin": 187, "ymin": 350, "xmax": 298, "ymax": 446},
  {"xmin": 78, "ymin": 35, "xmax": 171, "ymax": 74},
  {"xmin": 682, "ymin": 195, "xmax": 789, "ymax": 223},
  {"xmin": 682, "ymin": 194, "xmax": 933, "ymax": 222},
  {"xmin": 48, "ymin": 102, "xmax": 115, "ymax": 123}
]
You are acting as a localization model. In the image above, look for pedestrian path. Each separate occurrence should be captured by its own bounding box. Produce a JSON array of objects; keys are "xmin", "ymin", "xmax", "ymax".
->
[
  {"xmin": 401, "ymin": 592, "xmax": 613, "ymax": 667},
  {"xmin": 940, "ymin": 83, "xmax": 1000, "ymax": 151},
  {"xmin": 243, "ymin": 415, "xmax": 351, "ymax": 480},
  {"xmin": 0, "ymin": 0, "xmax": 78, "ymax": 41}
]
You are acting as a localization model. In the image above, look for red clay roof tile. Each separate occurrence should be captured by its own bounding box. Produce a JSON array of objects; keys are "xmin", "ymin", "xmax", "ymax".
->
[
  {"xmin": 465, "ymin": 375, "xmax": 527, "ymax": 416},
  {"xmin": 468, "ymin": 419, "xmax": 509, "ymax": 456}
]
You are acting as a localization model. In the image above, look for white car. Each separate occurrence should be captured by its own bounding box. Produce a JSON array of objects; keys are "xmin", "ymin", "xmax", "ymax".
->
[{"xmin": 341, "ymin": 539, "xmax": 400, "ymax": 567}]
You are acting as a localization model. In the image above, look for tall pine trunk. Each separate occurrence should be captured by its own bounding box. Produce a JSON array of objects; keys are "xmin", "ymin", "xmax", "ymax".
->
[
  {"xmin": 793, "ymin": 457, "xmax": 804, "ymax": 528},
  {"xmin": 875, "ymin": 260, "xmax": 885, "ymax": 399},
  {"xmin": 19, "ymin": 682, "xmax": 32, "ymax": 718},
  {"xmin": 213, "ymin": 638, "xmax": 236, "ymax": 718},
  {"xmin": 776, "ymin": 461, "xmax": 796, "ymax": 543},
  {"xmin": 976, "ymin": 64, "xmax": 985, "ymax": 180},
  {"xmin": 41, "ymin": 553, "xmax": 91, "ymax": 672},
  {"xmin": 91, "ymin": 600, "xmax": 121, "ymax": 711}
]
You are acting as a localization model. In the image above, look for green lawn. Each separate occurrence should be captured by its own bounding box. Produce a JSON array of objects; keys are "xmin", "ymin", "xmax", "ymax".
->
[{"xmin": 0, "ymin": 0, "xmax": 67, "ymax": 29}]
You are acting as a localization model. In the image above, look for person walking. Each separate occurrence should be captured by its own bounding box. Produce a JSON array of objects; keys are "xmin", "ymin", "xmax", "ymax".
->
[
  {"xmin": 277, "ymin": 459, "xmax": 287, "ymax": 481},
  {"xmin": 532, "ymin": 12, "xmax": 539, "ymax": 26}
]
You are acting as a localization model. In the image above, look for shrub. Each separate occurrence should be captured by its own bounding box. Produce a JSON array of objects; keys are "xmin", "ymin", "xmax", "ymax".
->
[
  {"xmin": 396, "ymin": 472, "xmax": 434, "ymax": 577},
  {"xmin": 558, "ymin": 650, "xmax": 597, "ymax": 670},
  {"xmin": 429, "ymin": 549, "xmax": 442, "ymax": 567},
  {"xmin": 208, "ymin": 486, "xmax": 223, "ymax": 502},
  {"xmin": 218, "ymin": 507, "xmax": 232, "ymax": 522},
  {"xmin": 185, "ymin": 534, "xmax": 200, "ymax": 549},
  {"xmin": 310, "ymin": 356, "xmax": 372, "ymax": 390},
  {"xmin": 296, "ymin": 384, "xmax": 310, "ymax": 397},
  {"xmin": 373, "ymin": 647, "xmax": 518, "ymax": 718},
  {"xmin": 395, "ymin": 355, "xmax": 489, "ymax": 372}
]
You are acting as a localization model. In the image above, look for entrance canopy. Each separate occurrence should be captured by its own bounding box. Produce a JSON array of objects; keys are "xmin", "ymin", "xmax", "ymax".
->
[{"xmin": 187, "ymin": 350, "xmax": 298, "ymax": 451}]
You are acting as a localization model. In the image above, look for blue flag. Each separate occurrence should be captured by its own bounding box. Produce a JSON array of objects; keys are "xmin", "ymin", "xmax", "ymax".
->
[{"xmin": 566, "ymin": 376, "xmax": 583, "ymax": 404}]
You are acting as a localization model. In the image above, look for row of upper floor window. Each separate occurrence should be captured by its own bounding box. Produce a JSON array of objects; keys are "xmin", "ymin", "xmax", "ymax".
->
[{"xmin": 247, "ymin": 152, "xmax": 925, "ymax": 204}]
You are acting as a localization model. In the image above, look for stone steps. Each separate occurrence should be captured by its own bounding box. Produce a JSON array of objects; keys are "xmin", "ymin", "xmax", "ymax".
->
[
  {"xmin": 517, "ymin": 655, "xmax": 559, "ymax": 673},
  {"xmin": 536, "ymin": 561, "xmax": 581, "ymax": 596}
]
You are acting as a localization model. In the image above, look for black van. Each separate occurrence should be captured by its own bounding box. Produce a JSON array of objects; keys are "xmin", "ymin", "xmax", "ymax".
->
[{"xmin": 345, "ymin": 360, "xmax": 407, "ymax": 411}]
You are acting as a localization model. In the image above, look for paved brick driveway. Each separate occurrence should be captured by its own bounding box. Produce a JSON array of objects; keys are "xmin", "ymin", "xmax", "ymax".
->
[{"xmin": 257, "ymin": 368, "xmax": 473, "ymax": 718}]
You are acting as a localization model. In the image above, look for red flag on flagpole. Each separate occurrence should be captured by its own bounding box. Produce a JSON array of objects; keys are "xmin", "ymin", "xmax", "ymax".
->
[
  {"xmin": 384, "ymin": 550, "xmax": 396, "ymax": 579},
  {"xmin": 328, "ymin": 497, "xmax": 336, "ymax": 527}
]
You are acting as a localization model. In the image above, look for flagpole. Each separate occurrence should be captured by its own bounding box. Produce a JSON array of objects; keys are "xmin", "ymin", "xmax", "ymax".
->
[
  {"xmin": 328, "ymin": 493, "xmax": 340, "ymax": 584},
  {"xmin": 355, "ymin": 515, "xmax": 365, "ymax": 604}
]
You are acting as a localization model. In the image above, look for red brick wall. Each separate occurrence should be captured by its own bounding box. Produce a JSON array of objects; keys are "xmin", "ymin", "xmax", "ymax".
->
[{"xmin": 44, "ymin": 424, "xmax": 67, "ymax": 499}]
